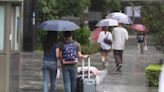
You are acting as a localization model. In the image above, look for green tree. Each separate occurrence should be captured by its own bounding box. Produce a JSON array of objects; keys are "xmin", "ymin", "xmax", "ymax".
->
[
  {"xmin": 38, "ymin": 0, "xmax": 91, "ymax": 21},
  {"xmin": 74, "ymin": 27, "xmax": 91, "ymax": 45},
  {"xmin": 38, "ymin": 0, "xmax": 59, "ymax": 21},
  {"xmin": 56, "ymin": 0, "xmax": 90, "ymax": 17},
  {"xmin": 90, "ymin": 0, "xmax": 122, "ymax": 18},
  {"xmin": 36, "ymin": 0, "xmax": 91, "ymax": 51},
  {"xmin": 141, "ymin": 1, "xmax": 164, "ymax": 50}
]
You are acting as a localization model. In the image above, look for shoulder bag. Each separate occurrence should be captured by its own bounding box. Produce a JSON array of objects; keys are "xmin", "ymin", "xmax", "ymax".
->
[{"xmin": 103, "ymin": 33, "xmax": 112, "ymax": 45}]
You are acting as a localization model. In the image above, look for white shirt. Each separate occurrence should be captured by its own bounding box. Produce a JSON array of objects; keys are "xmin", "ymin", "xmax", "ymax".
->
[
  {"xmin": 112, "ymin": 26, "xmax": 128, "ymax": 50},
  {"xmin": 97, "ymin": 31, "xmax": 113, "ymax": 50}
]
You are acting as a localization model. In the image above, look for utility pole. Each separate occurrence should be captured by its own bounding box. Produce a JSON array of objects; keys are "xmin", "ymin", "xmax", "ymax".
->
[
  {"xmin": 83, "ymin": 7, "xmax": 89, "ymax": 30},
  {"xmin": 23, "ymin": 0, "xmax": 36, "ymax": 52}
]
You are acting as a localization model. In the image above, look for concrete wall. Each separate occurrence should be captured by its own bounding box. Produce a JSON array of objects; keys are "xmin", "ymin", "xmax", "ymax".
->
[
  {"xmin": 0, "ymin": 55, "xmax": 6, "ymax": 92},
  {"xmin": 0, "ymin": 1, "xmax": 23, "ymax": 92}
]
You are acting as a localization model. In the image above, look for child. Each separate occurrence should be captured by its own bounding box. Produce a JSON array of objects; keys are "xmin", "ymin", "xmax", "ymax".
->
[{"xmin": 137, "ymin": 31, "xmax": 147, "ymax": 54}]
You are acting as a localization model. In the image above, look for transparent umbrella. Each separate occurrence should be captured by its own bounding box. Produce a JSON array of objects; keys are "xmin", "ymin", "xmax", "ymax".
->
[
  {"xmin": 96, "ymin": 19, "xmax": 118, "ymax": 27},
  {"xmin": 106, "ymin": 12, "xmax": 133, "ymax": 24}
]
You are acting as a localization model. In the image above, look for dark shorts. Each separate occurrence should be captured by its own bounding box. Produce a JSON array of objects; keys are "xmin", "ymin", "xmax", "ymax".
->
[{"xmin": 100, "ymin": 48, "xmax": 111, "ymax": 53}]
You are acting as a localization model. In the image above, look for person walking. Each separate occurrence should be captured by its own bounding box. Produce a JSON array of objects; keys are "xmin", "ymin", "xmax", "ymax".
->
[
  {"xmin": 112, "ymin": 23, "xmax": 128, "ymax": 71},
  {"xmin": 59, "ymin": 31, "xmax": 88, "ymax": 92},
  {"xmin": 42, "ymin": 31, "xmax": 60, "ymax": 92},
  {"xmin": 97, "ymin": 26, "xmax": 113, "ymax": 67},
  {"xmin": 137, "ymin": 31, "xmax": 147, "ymax": 54}
]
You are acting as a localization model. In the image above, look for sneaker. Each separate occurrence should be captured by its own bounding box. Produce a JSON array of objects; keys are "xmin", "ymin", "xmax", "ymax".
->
[
  {"xmin": 117, "ymin": 64, "xmax": 122, "ymax": 71},
  {"xmin": 116, "ymin": 64, "xmax": 119, "ymax": 67}
]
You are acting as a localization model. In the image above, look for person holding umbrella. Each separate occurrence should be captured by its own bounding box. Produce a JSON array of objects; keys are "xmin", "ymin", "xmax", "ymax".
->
[
  {"xmin": 95, "ymin": 19, "xmax": 117, "ymax": 67},
  {"xmin": 130, "ymin": 24, "xmax": 148, "ymax": 54},
  {"xmin": 38, "ymin": 20, "xmax": 80, "ymax": 92},
  {"xmin": 136, "ymin": 31, "xmax": 147, "ymax": 54},
  {"xmin": 42, "ymin": 31, "xmax": 60, "ymax": 92},
  {"xmin": 91, "ymin": 18, "xmax": 118, "ymax": 43},
  {"xmin": 97, "ymin": 26, "xmax": 113, "ymax": 67},
  {"xmin": 112, "ymin": 23, "xmax": 128, "ymax": 72}
]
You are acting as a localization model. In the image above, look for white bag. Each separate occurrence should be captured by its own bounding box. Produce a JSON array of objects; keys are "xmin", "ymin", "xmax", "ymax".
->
[
  {"xmin": 56, "ymin": 67, "xmax": 60, "ymax": 79},
  {"xmin": 144, "ymin": 45, "xmax": 148, "ymax": 51}
]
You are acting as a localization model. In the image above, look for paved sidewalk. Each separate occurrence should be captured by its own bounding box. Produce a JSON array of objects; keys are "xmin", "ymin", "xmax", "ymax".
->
[
  {"xmin": 96, "ymin": 45, "xmax": 164, "ymax": 92},
  {"xmin": 19, "ymin": 44, "xmax": 164, "ymax": 92}
]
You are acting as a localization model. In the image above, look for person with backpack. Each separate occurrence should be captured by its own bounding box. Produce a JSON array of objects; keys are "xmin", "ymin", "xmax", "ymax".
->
[
  {"xmin": 59, "ymin": 31, "xmax": 88, "ymax": 92},
  {"xmin": 42, "ymin": 31, "xmax": 60, "ymax": 92}
]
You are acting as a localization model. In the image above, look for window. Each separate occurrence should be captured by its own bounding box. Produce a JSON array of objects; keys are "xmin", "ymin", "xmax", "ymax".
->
[
  {"xmin": 125, "ymin": 6, "xmax": 141, "ymax": 17},
  {"xmin": 15, "ymin": 6, "xmax": 20, "ymax": 50},
  {"xmin": 11, "ymin": 6, "xmax": 20, "ymax": 51},
  {"xmin": 0, "ymin": 6, "xmax": 5, "ymax": 50}
]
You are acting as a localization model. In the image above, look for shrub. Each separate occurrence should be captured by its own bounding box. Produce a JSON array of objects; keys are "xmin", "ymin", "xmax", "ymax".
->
[
  {"xmin": 145, "ymin": 64, "xmax": 162, "ymax": 87},
  {"xmin": 141, "ymin": 2, "xmax": 164, "ymax": 53},
  {"xmin": 35, "ymin": 30, "xmax": 47, "ymax": 50},
  {"xmin": 81, "ymin": 43, "xmax": 99, "ymax": 55},
  {"xmin": 74, "ymin": 27, "xmax": 91, "ymax": 45}
]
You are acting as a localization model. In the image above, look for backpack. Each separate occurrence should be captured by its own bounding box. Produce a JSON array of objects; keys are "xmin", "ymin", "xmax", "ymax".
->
[{"xmin": 62, "ymin": 41, "xmax": 78, "ymax": 64}]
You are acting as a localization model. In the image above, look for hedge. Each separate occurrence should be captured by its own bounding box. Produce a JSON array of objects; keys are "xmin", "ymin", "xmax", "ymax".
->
[
  {"xmin": 145, "ymin": 64, "xmax": 162, "ymax": 87},
  {"xmin": 81, "ymin": 43, "xmax": 99, "ymax": 55}
]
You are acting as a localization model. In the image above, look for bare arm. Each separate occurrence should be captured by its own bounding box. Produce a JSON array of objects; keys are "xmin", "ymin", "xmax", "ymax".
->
[
  {"xmin": 125, "ymin": 30, "xmax": 129, "ymax": 40},
  {"xmin": 78, "ymin": 51, "xmax": 89, "ymax": 59},
  {"xmin": 77, "ymin": 42, "xmax": 89, "ymax": 59},
  {"xmin": 58, "ymin": 50, "xmax": 63, "ymax": 66},
  {"xmin": 56, "ymin": 48, "xmax": 60, "ymax": 59},
  {"xmin": 144, "ymin": 35, "xmax": 147, "ymax": 46}
]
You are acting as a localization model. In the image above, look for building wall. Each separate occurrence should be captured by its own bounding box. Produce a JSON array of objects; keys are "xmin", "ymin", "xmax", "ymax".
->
[
  {"xmin": 0, "ymin": 0, "xmax": 21, "ymax": 1},
  {"xmin": 0, "ymin": 55, "xmax": 6, "ymax": 92},
  {"xmin": 0, "ymin": 1, "xmax": 23, "ymax": 92}
]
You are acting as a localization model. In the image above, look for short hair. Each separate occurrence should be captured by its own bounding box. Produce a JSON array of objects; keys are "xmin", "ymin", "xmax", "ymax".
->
[{"xmin": 118, "ymin": 23, "xmax": 124, "ymax": 26}]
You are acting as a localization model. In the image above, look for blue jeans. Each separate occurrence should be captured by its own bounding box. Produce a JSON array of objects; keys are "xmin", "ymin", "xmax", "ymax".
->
[
  {"xmin": 42, "ymin": 61, "xmax": 57, "ymax": 92},
  {"xmin": 62, "ymin": 65, "xmax": 77, "ymax": 92}
]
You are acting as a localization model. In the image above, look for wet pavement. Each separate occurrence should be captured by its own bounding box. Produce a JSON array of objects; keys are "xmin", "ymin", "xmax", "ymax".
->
[
  {"xmin": 19, "ymin": 36, "xmax": 164, "ymax": 92},
  {"xmin": 96, "ymin": 45, "xmax": 164, "ymax": 92}
]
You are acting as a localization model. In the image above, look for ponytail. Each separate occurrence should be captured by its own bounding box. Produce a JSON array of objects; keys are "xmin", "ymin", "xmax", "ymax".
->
[{"xmin": 102, "ymin": 26, "xmax": 108, "ymax": 34}]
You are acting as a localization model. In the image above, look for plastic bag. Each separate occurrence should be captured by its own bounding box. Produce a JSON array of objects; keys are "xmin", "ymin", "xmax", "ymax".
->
[
  {"xmin": 144, "ymin": 45, "xmax": 148, "ymax": 51},
  {"xmin": 56, "ymin": 67, "xmax": 60, "ymax": 79}
]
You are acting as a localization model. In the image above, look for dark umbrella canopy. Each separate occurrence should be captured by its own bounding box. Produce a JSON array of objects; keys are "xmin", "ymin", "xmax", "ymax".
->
[{"xmin": 38, "ymin": 20, "xmax": 80, "ymax": 31}]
